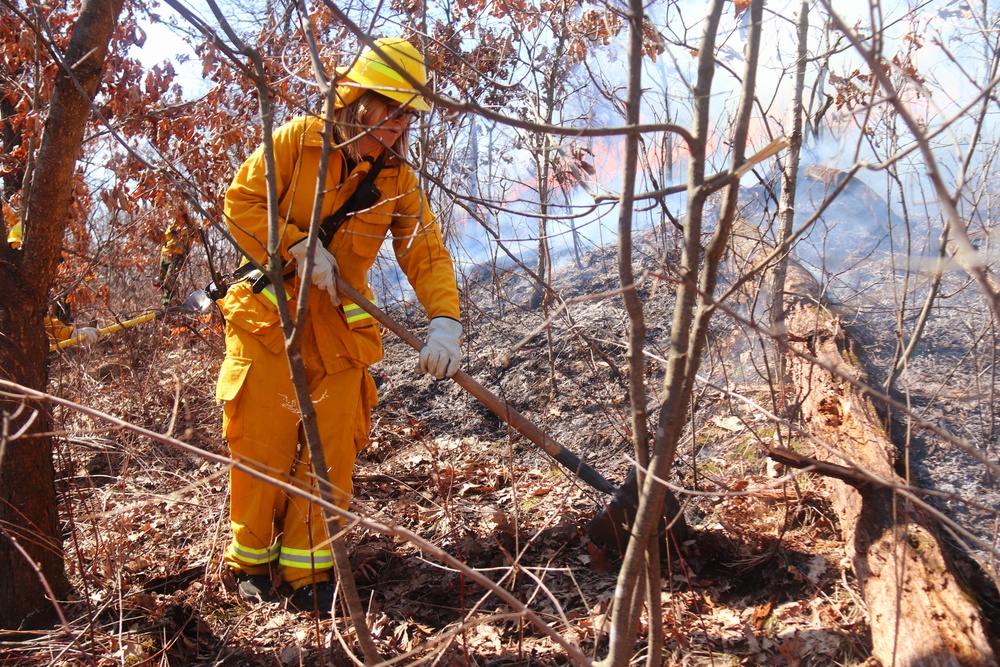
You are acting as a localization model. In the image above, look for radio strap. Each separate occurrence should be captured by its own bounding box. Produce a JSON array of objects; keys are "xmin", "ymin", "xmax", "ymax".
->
[
  {"xmin": 213, "ymin": 150, "xmax": 388, "ymax": 302},
  {"xmin": 318, "ymin": 150, "xmax": 387, "ymax": 246}
]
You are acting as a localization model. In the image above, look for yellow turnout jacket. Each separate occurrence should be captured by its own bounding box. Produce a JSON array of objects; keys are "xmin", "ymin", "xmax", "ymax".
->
[
  {"xmin": 161, "ymin": 222, "xmax": 190, "ymax": 260},
  {"xmin": 220, "ymin": 115, "xmax": 460, "ymax": 374},
  {"xmin": 4, "ymin": 202, "xmax": 22, "ymax": 249}
]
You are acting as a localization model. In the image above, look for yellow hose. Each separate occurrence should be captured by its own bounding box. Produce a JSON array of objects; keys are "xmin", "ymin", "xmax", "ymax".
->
[{"xmin": 49, "ymin": 311, "xmax": 162, "ymax": 352}]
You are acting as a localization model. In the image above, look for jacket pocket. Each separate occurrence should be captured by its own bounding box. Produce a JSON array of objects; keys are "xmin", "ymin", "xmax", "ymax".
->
[
  {"xmin": 216, "ymin": 355, "xmax": 252, "ymax": 440},
  {"xmin": 348, "ymin": 218, "xmax": 389, "ymax": 259},
  {"xmin": 219, "ymin": 281, "xmax": 286, "ymax": 354},
  {"xmin": 344, "ymin": 302, "xmax": 383, "ymax": 366},
  {"xmin": 342, "ymin": 298, "xmax": 378, "ymax": 331}
]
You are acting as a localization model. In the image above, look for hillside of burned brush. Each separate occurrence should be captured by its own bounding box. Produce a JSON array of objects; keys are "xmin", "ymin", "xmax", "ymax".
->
[{"xmin": 8, "ymin": 228, "xmax": 906, "ymax": 666}]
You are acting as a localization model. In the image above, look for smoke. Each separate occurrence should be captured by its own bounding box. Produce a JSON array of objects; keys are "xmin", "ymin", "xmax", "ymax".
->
[{"xmin": 325, "ymin": 1, "xmax": 999, "ymax": 310}]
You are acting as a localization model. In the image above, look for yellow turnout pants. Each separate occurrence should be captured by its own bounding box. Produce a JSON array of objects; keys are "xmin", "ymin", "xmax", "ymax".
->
[{"xmin": 216, "ymin": 320, "xmax": 374, "ymax": 589}]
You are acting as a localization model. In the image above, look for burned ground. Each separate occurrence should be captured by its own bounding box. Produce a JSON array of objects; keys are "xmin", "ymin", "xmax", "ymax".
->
[{"xmin": 3, "ymin": 224, "xmax": 996, "ymax": 666}]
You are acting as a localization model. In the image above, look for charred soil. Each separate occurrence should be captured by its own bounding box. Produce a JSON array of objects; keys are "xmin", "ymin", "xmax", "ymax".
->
[{"xmin": 4, "ymin": 231, "xmax": 962, "ymax": 666}]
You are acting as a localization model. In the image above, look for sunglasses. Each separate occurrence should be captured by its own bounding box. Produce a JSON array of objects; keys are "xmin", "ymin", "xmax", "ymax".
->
[{"xmin": 379, "ymin": 95, "xmax": 421, "ymax": 121}]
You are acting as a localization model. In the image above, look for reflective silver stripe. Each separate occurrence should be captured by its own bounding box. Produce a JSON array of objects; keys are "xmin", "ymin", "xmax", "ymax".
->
[
  {"xmin": 279, "ymin": 547, "xmax": 333, "ymax": 569},
  {"xmin": 343, "ymin": 301, "xmax": 374, "ymax": 323},
  {"xmin": 229, "ymin": 540, "xmax": 280, "ymax": 565}
]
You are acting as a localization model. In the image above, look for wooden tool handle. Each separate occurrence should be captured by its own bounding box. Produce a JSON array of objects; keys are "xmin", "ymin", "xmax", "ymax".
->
[{"xmin": 336, "ymin": 278, "xmax": 618, "ymax": 496}]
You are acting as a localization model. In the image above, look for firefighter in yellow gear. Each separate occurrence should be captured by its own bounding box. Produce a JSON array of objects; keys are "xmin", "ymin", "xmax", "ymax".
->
[
  {"xmin": 215, "ymin": 37, "xmax": 461, "ymax": 613},
  {"xmin": 4, "ymin": 197, "xmax": 99, "ymax": 344},
  {"xmin": 44, "ymin": 316, "xmax": 99, "ymax": 346},
  {"xmin": 154, "ymin": 210, "xmax": 193, "ymax": 309},
  {"xmin": 4, "ymin": 197, "xmax": 22, "ymax": 250}
]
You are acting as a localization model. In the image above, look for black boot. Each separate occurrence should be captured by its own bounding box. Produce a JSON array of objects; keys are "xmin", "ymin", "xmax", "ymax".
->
[
  {"xmin": 236, "ymin": 573, "xmax": 275, "ymax": 602},
  {"xmin": 288, "ymin": 581, "xmax": 336, "ymax": 616}
]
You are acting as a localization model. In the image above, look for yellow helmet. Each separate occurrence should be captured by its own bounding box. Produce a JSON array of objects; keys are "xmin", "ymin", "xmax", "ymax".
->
[{"xmin": 337, "ymin": 37, "xmax": 431, "ymax": 112}]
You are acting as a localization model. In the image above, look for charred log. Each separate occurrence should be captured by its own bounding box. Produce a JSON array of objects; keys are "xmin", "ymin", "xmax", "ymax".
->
[{"xmin": 731, "ymin": 222, "xmax": 998, "ymax": 667}]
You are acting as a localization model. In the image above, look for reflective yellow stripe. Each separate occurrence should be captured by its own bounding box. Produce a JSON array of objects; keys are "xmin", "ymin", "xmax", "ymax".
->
[
  {"xmin": 364, "ymin": 60, "xmax": 408, "ymax": 86},
  {"xmin": 261, "ymin": 284, "xmax": 283, "ymax": 305},
  {"xmin": 246, "ymin": 269, "xmax": 291, "ymax": 304},
  {"xmin": 343, "ymin": 301, "xmax": 374, "ymax": 324},
  {"xmin": 279, "ymin": 546, "xmax": 333, "ymax": 569},
  {"xmin": 228, "ymin": 539, "xmax": 280, "ymax": 565}
]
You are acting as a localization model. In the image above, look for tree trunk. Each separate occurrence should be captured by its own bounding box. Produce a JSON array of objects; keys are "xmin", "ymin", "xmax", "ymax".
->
[
  {"xmin": 0, "ymin": 0, "xmax": 125, "ymax": 630},
  {"xmin": 732, "ymin": 223, "xmax": 998, "ymax": 667}
]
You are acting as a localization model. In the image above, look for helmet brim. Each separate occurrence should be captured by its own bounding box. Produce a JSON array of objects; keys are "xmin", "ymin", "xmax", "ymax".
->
[
  {"xmin": 342, "ymin": 82, "xmax": 432, "ymax": 112},
  {"xmin": 335, "ymin": 66, "xmax": 432, "ymax": 112}
]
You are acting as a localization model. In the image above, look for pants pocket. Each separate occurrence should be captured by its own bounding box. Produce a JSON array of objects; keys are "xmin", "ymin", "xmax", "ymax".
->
[
  {"xmin": 354, "ymin": 370, "xmax": 378, "ymax": 451},
  {"xmin": 217, "ymin": 355, "xmax": 252, "ymax": 440}
]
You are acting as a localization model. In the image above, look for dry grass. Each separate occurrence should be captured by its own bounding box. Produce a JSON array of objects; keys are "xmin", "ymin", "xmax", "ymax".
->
[{"xmin": 2, "ymin": 246, "xmax": 882, "ymax": 666}]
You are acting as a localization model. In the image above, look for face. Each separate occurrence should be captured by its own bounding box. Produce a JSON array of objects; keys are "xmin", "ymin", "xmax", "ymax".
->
[{"xmin": 357, "ymin": 96, "xmax": 418, "ymax": 155}]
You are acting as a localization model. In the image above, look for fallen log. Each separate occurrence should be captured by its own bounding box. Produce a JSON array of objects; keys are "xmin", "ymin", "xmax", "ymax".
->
[{"xmin": 730, "ymin": 223, "xmax": 998, "ymax": 667}]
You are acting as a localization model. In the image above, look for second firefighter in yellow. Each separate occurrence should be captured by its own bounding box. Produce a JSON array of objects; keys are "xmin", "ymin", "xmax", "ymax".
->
[
  {"xmin": 4, "ymin": 197, "xmax": 22, "ymax": 250},
  {"xmin": 215, "ymin": 37, "xmax": 461, "ymax": 613},
  {"xmin": 154, "ymin": 211, "xmax": 193, "ymax": 309}
]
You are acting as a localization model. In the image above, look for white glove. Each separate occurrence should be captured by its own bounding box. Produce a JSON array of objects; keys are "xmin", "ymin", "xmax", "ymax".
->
[
  {"xmin": 72, "ymin": 327, "xmax": 100, "ymax": 346},
  {"xmin": 289, "ymin": 240, "xmax": 340, "ymax": 306},
  {"xmin": 419, "ymin": 317, "xmax": 462, "ymax": 379}
]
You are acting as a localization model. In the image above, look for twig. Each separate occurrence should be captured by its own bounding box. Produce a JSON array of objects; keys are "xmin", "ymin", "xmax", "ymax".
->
[
  {"xmin": 0, "ymin": 379, "xmax": 593, "ymax": 664},
  {"xmin": 2, "ymin": 531, "xmax": 72, "ymax": 634},
  {"xmin": 767, "ymin": 446, "xmax": 873, "ymax": 488}
]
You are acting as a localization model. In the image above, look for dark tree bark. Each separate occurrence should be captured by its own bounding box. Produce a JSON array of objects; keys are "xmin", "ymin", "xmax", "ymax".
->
[
  {"xmin": 0, "ymin": 0, "xmax": 125, "ymax": 629},
  {"xmin": 732, "ymin": 223, "xmax": 998, "ymax": 667}
]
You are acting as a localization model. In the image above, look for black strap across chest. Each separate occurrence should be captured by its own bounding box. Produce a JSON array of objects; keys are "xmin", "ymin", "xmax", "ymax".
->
[{"xmin": 318, "ymin": 151, "xmax": 387, "ymax": 247}]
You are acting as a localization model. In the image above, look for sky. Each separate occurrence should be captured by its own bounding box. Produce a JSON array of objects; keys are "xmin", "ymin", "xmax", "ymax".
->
[
  {"xmin": 125, "ymin": 0, "xmax": 994, "ymax": 278},
  {"xmin": 129, "ymin": 3, "xmax": 211, "ymax": 98}
]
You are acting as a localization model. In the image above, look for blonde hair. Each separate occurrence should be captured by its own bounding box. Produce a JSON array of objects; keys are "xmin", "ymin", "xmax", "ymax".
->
[{"xmin": 333, "ymin": 89, "xmax": 412, "ymax": 163}]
